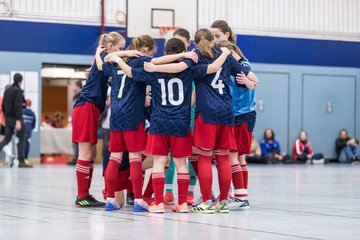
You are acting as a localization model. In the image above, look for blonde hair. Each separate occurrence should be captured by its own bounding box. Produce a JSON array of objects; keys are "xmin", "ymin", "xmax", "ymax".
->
[
  {"xmin": 124, "ymin": 35, "xmax": 156, "ymax": 62},
  {"xmin": 217, "ymin": 40, "xmax": 246, "ymax": 59},
  {"xmin": 194, "ymin": 28, "xmax": 215, "ymax": 59},
  {"xmin": 99, "ymin": 31, "xmax": 124, "ymax": 50}
]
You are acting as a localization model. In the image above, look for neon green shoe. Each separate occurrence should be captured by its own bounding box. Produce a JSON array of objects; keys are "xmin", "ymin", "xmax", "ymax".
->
[
  {"xmin": 215, "ymin": 200, "xmax": 230, "ymax": 213},
  {"xmin": 192, "ymin": 200, "xmax": 215, "ymax": 214}
]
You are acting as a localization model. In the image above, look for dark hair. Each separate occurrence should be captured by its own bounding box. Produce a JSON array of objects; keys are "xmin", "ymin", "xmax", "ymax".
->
[
  {"xmin": 339, "ymin": 129, "xmax": 348, "ymax": 138},
  {"xmin": 75, "ymin": 80, "xmax": 83, "ymax": 89},
  {"xmin": 13, "ymin": 73, "xmax": 23, "ymax": 85},
  {"xmin": 165, "ymin": 38, "xmax": 186, "ymax": 55},
  {"xmin": 211, "ymin": 20, "xmax": 235, "ymax": 44},
  {"xmin": 173, "ymin": 28, "xmax": 190, "ymax": 42},
  {"xmin": 162, "ymin": 38, "xmax": 186, "ymax": 79},
  {"xmin": 264, "ymin": 128, "xmax": 275, "ymax": 141}
]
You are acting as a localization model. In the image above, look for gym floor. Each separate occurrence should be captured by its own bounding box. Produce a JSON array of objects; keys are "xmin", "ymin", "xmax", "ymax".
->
[{"xmin": 0, "ymin": 164, "xmax": 359, "ymax": 240}]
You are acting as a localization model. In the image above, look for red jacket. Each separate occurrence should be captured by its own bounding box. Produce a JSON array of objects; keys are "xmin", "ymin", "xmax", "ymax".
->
[
  {"xmin": 292, "ymin": 139, "xmax": 313, "ymax": 160},
  {"xmin": 0, "ymin": 96, "xmax": 4, "ymax": 126}
]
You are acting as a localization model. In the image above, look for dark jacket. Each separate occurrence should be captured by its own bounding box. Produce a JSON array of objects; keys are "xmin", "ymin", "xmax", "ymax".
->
[
  {"xmin": 22, "ymin": 108, "xmax": 36, "ymax": 138},
  {"xmin": 335, "ymin": 137, "xmax": 359, "ymax": 157},
  {"xmin": 2, "ymin": 84, "xmax": 25, "ymax": 127}
]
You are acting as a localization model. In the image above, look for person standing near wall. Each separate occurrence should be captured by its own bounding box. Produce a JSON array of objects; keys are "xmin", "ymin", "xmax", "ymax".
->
[
  {"xmin": 22, "ymin": 99, "xmax": 36, "ymax": 162},
  {"xmin": 68, "ymin": 80, "xmax": 83, "ymax": 165},
  {"xmin": 0, "ymin": 84, "xmax": 14, "ymax": 166},
  {"xmin": 0, "ymin": 73, "xmax": 32, "ymax": 168}
]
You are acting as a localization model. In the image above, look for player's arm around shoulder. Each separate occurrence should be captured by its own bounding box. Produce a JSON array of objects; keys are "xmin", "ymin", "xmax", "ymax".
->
[
  {"xmin": 206, "ymin": 47, "xmax": 230, "ymax": 74},
  {"xmin": 110, "ymin": 56, "xmax": 133, "ymax": 78},
  {"xmin": 151, "ymin": 51, "xmax": 198, "ymax": 65}
]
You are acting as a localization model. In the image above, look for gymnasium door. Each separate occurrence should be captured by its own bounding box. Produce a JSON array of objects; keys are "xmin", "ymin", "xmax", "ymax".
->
[
  {"xmin": 302, "ymin": 74, "xmax": 356, "ymax": 158},
  {"xmin": 253, "ymin": 72, "xmax": 290, "ymax": 154}
]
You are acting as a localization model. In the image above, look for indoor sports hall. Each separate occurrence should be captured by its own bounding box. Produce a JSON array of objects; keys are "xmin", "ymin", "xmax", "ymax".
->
[{"xmin": 0, "ymin": 1, "xmax": 359, "ymax": 239}]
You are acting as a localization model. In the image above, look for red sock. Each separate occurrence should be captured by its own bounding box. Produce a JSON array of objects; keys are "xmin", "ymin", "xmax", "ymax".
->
[
  {"xmin": 143, "ymin": 173, "xmax": 153, "ymax": 198},
  {"xmin": 214, "ymin": 150, "xmax": 231, "ymax": 201},
  {"xmin": 241, "ymin": 164, "xmax": 248, "ymax": 190},
  {"xmin": 76, "ymin": 159, "xmax": 91, "ymax": 198},
  {"xmin": 177, "ymin": 173, "xmax": 190, "ymax": 204},
  {"xmin": 105, "ymin": 157, "xmax": 122, "ymax": 198},
  {"xmin": 188, "ymin": 154, "xmax": 198, "ymax": 176},
  {"xmin": 130, "ymin": 157, "xmax": 143, "ymax": 199},
  {"xmin": 231, "ymin": 164, "xmax": 246, "ymax": 199},
  {"xmin": 197, "ymin": 148, "xmax": 213, "ymax": 202},
  {"xmin": 152, "ymin": 172, "xmax": 165, "ymax": 204}
]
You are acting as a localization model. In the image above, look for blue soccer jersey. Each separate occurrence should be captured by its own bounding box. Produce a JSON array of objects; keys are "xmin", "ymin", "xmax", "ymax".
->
[
  {"xmin": 74, "ymin": 52, "xmax": 109, "ymax": 112},
  {"xmin": 229, "ymin": 59, "xmax": 256, "ymax": 116},
  {"xmin": 193, "ymin": 48, "xmax": 250, "ymax": 126},
  {"xmin": 103, "ymin": 56, "xmax": 151, "ymax": 131},
  {"xmin": 131, "ymin": 63, "xmax": 205, "ymax": 137}
]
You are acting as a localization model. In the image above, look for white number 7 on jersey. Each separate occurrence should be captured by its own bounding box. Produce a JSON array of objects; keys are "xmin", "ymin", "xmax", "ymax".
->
[
  {"xmin": 117, "ymin": 73, "xmax": 126, "ymax": 98},
  {"xmin": 211, "ymin": 68, "xmax": 225, "ymax": 95}
]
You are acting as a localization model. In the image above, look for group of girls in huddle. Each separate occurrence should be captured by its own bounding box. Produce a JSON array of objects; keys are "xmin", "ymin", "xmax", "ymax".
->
[{"xmin": 72, "ymin": 20, "xmax": 258, "ymax": 214}]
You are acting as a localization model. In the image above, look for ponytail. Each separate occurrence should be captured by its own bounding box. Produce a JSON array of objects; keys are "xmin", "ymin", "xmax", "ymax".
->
[
  {"xmin": 197, "ymin": 38, "xmax": 214, "ymax": 59},
  {"xmin": 194, "ymin": 28, "xmax": 215, "ymax": 59},
  {"xmin": 218, "ymin": 40, "xmax": 246, "ymax": 60},
  {"xmin": 123, "ymin": 35, "xmax": 156, "ymax": 62}
]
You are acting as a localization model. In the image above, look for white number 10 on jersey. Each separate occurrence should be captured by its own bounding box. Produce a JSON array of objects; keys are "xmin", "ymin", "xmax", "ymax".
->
[{"xmin": 158, "ymin": 78, "xmax": 184, "ymax": 106}]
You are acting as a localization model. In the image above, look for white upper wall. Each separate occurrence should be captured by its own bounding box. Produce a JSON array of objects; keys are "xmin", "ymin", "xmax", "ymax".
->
[
  {"xmin": 199, "ymin": 0, "xmax": 360, "ymax": 42},
  {"xmin": 0, "ymin": 0, "xmax": 359, "ymax": 42},
  {"xmin": 0, "ymin": 0, "xmax": 126, "ymax": 26}
]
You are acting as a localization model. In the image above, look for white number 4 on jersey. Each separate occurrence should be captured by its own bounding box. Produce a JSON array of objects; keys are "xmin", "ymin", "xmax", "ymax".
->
[{"xmin": 211, "ymin": 68, "xmax": 225, "ymax": 95}]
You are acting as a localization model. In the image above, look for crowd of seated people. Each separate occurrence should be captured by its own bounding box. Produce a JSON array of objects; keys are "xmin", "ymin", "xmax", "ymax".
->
[{"xmin": 246, "ymin": 128, "xmax": 358, "ymax": 164}]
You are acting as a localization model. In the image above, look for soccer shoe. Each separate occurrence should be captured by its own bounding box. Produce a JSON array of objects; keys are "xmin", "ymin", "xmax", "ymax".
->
[
  {"xmin": 215, "ymin": 200, "xmax": 230, "ymax": 213},
  {"xmin": 164, "ymin": 192, "xmax": 175, "ymax": 205},
  {"xmin": 126, "ymin": 193, "xmax": 135, "ymax": 205},
  {"xmin": 105, "ymin": 198, "xmax": 121, "ymax": 211},
  {"xmin": 133, "ymin": 199, "xmax": 149, "ymax": 212},
  {"xmin": 172, "ymin": 202, "xmax": 189, "ymax": 213},
  {"xmin": 75, "ymin": 195, "xmax": 105, "ymax": 207},
  {"xmin": 186, "ymin": 193, "xmax": 195, "ymax": 205},
  {"xmin": 192, "ymin": 200, "xmax": 215, "ymax": 214},
  {"xmin": 228, "ymin": 198, "xmax": 250, "ymax": 211},
  {"xmin": 192, "ymin": 192, "xmax": 217, "ymax": 207},
  {"xmin": 18, "ymin": 162, "xmax": 33, "ymax": 168},
  {"xmin": 148, "ymin": 202, "xmax": 165, "ymax": 213}
]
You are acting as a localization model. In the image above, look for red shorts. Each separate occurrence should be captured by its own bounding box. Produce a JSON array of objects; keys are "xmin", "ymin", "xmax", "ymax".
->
[
  {"xmin": 145, "ymin": 132, "xmax": 192, "ymax": 158},
  {"xmin": 72, "ymin": 101, "xmax": 100, "ymax": 144},
  {"xmin": 232, "ymin": 122, "xmax": 252, "ymax": 154},
  {"xmin": 116, "ymin": 168, "xmax": 130, "ymax": 192},
  {"xmin": 109, "ymin": 122, "xmax": 147, "ymax": 152},
  {"xmin": 193, "ymin": 114, "xmax": 236, "ymax": 150}
]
